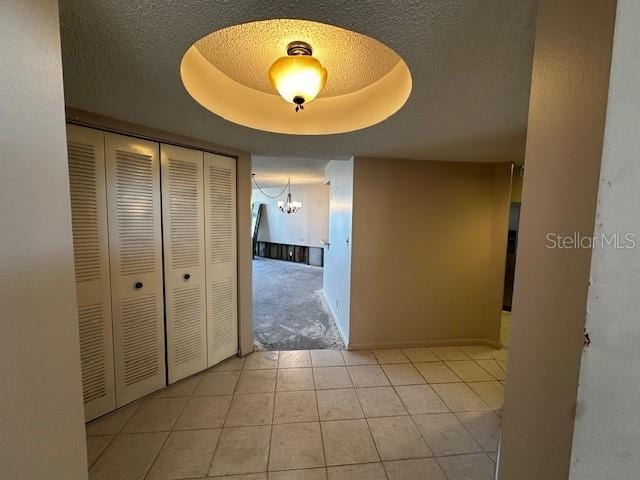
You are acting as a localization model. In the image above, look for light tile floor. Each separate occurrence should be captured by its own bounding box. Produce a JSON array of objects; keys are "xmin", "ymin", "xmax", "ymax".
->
[{"xmin": 87, "ymin": 346, "xmax": 507, "ymax": 480}]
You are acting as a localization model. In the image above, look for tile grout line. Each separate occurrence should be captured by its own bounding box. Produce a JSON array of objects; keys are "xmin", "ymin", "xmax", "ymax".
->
[
  {"xmin": 86, "ymin": 434, "xmax": 116, "ymax": 471},
  {"xmin": 88, "ymin": 348, "xmax": 504, "ymax": 478},
  {"xmin": 445, "ymin": 358, "xmax": 502, "ymax": 383},
  {"xmin": 87, "ymin": 397, "xmax": 144, "ymax": 474},
  {"xmin": 312, "ymin": 363, "xmax": 330, "ymax": 475},
  {"xmin": 378, "ymin": 357, "xmax": 437, "ymax": 462},
  {"xmin": 408, "ymin": 347, "xmax": 474, "ymax": 480},
  {"xmin": 142, "ymin": 394, "xmax": 191, "ymax": 480},
  {"xmin": 410, "ymin": 350, "xmax": 500, "ymax": 463},
  {"xmin": 434, "ymin": 451, "xmax": 497, "ymax": 480},
  {"xmin": 265, "ymin": 353, "xmax": 280, "ymax": 474},
  {"xmin": 404, "ymin": 351, "xmax": 490, "ymax": 462},
  {"xmin": 204, "ymin": 363, "xmax": 244, "ymax": 477},
  {"xmin": 86, "ymin": 408, "xmax": 136, "ymax": 469},
  {"xmin": 366, "ymin": 359, "xmax": 397, "ymax": 480}
]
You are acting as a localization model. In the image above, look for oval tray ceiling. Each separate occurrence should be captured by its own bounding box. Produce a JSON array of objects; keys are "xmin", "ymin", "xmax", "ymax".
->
[{"xmin": 181, "ymin": 19, "xmax": 412, "ymax": 135}]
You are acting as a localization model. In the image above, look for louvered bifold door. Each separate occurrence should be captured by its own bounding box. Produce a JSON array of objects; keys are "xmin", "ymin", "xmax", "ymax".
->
[
  {"xmin": 105, "ymin": 133, "xmax": 166, "ymax": 406},
  {"xmin": 66, "ymin": 125, "xmax": 116, "ymax": 421},
  {"xmin": 203, "ymin": 153, "xmax": 238, "ymax": 367},
  {"xmin": 161, "ymin": 145, "xmax": 208, "ymax": 383}
]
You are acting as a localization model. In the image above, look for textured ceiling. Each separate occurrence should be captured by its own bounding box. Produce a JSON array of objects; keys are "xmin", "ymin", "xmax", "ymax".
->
[
  {"xmin": 252, "ymin": 156, "xmax": 330, "ymax": 188},
  {"xmin": 196, "ymin": 19, "xmax": 400, "ymax": 97},
  {"xmin": 59, "ymin": 1, "xmax": 536, "ymax": 163}
]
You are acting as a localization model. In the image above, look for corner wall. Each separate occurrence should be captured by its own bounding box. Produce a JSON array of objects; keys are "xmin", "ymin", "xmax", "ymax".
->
[
  {"xmin": 323, "ymin": 160, "xmax": 354, "ymax": 345},
  {"xmin": 0, "ymin": 1, "xmax": 89, "ymax": 477},
  {"xmin": 348, "ymin": 157, "xmax": 511, "ymax": 349},
  {"xmin": 498, "ymin": 0, "xmax": 617, "ymax": 478},
  {"xmin": 570, "ymin": 1, "xmax": 640, "ymax": 477},
  {"xmin": 237, "ymin": 154, "xmax": 254, "ymax": 356}
]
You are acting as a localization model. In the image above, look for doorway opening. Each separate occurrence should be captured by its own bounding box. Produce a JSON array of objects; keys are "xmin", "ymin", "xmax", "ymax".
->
[
  {"xmin": 501, "ymin": 165, "xmax": 524, "ymax": 349},
  {"xmin": 251, "ymin": 157, "xmax": 344, "ymax": 351}
]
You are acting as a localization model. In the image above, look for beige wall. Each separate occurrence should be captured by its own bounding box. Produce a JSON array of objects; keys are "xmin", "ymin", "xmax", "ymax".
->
[
  {"xmin": 510, "ymin": 168, "xmax": 523, "ymax": 203},
  {"xmin": 498, "ymin": 0, "xmax": 617, "ymax": 478},
  {"xmin": 0, "ymin": 1, "xmax": 89, "ymax": 478},
  {"xmin": 237, "ymin": 153, "xmax": 254, "ymax": 356},
  {"xmin": 348, "ymin": 157, "xmax": 511, "ymax": 349}
]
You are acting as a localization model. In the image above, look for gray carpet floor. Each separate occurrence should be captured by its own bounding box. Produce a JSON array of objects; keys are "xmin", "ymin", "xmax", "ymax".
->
[{"xmin": 252, "ymin": 258, "xmax": 343, "ymax": 351}]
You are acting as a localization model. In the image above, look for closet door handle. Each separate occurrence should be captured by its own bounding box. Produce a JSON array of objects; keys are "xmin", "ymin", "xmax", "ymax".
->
[
  {"xmin": 183, "ymin": 273, "xmax": 191, "ymax": 280},
  {"xmin": 135, "ymin": 282, "xmax": 143, "ymax": 289}
]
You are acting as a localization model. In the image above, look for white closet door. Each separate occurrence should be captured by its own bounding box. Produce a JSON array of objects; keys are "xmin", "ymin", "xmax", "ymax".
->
[
  {"xmin": 161, "ymin": 144, "xmax": 207, "ymax": 383},
  {"xmin": 66, "ymin": 125, "xmax": 116, "ymax": 421},
  {"xmin": 105, "ymin": 133, "xmax": 166, "ymax": 406},
  {"xmin": 203, "ymin": 153, "xmax": 238, "ymax": 366}
]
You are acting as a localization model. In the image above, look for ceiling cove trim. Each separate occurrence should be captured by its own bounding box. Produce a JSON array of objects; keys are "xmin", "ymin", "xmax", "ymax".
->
[{"xmin": 180, "ymin": 20, "xmax": 412, "ymax": 135}]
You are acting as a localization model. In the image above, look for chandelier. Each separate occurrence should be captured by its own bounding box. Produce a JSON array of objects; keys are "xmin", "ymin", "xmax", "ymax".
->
[
  {"xmin": 278, "ymin": 179, "xmax": 302, "ymax": 214},
  {"xmin": 252, "ymin": 174, "xmax": 302, "ymax": 214},
  {"xmin": 268, "ymin": 41, "xmax": 328, "ymax": 112}
]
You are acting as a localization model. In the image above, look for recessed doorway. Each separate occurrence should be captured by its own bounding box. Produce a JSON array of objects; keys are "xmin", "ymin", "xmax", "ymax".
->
[{"xmin": 251, "ymin": 156, "xmax": 344, "ymax": 351}]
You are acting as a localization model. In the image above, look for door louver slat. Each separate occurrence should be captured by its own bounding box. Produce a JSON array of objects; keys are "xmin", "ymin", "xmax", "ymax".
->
[
  {"xmin": 208, "ymin": 279, "xmax": 234, "ymax": 350},
  {"xmin": 115, "ymin": 150, "xmax": 156, "ymax": 276},
  {"xmin": 161, "ymin": 145, "xmax": 208, "ymax": 383},
  {"xmin": 66, "ymin": 125, "xmax": 116, "ymax": 421},
  {"xmin": 69, "ymin": 129, "xmax": 240, "ymax": 417},
  {"xmin": 204, "ymin": 153, "xmax": 237, "ymax": 367},
  {"xmin": 121, "ymin": 294, "xmax": 159, "ymax": 386},
  {"xmin": 107, "ymin": 133, "xmax": 165, "ymax": 407},
  {"xmin": 172, "ymin": 286, "xmax": 204, "ymax": 365},
  {"xmin": 169, "ymin": 159, "xmax": 201, "ymax": 268},
  {"xmin": 78, "ymin": 304, "xmax": 107, "ymax": 403},
  {"xmin": 68, "ymin": 142, "xmax": 101, "ymax": 282},
  {"xmin": 208, "ymin": 166, "xmax": 233, "ymax": 264}
]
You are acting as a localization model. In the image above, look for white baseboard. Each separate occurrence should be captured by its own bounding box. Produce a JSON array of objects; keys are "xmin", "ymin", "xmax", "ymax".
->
[
  {"xmin": 322, "ymin": 289, "xmax": 349, "ymax": 347},
  {"xmin": 333, "ymin": 319, "xmax": 349, "ymax": 348}
]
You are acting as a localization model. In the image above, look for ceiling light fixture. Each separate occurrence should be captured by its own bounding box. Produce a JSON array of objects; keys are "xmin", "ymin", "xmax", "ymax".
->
[
  {"xmin": 268, "ymin": 41, "xmax": 327, "ymax": 112},
  {"xmin": 278, "ymin": 178, "xmax": 302, "ymax": 214},
  {"xmin": 182, "ymin": 19, "xmax": 413, "ymax": 134},
  {"xmin": 252, "ymin": 174, "xmax": 302, "ymax": 214}
]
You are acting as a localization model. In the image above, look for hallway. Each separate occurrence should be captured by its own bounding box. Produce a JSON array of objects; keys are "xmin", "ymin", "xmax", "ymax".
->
[
  {"xmin": 253, "ymin": 258, "xmax": 343, "ymax": 350},
  {"xmin": 86, "ymin": 347, "xmax": 507, "ymax": 479}
]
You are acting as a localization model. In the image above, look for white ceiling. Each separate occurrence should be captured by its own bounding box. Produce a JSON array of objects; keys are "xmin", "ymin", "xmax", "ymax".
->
[{"xmin": 59, "ymin": 1, "xmax": 536, "ymax": 164}]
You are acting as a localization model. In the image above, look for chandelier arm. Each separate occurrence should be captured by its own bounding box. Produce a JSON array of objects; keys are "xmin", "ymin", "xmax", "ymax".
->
[{"xmin": 251, "ymin": 174, "xmax": 289, "ymax": 199}]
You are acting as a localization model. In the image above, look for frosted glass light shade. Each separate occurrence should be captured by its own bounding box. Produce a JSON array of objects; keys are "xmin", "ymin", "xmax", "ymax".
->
[{"xmin": 268, "ymin": 55, "xmax": 328, "ymax": 105}]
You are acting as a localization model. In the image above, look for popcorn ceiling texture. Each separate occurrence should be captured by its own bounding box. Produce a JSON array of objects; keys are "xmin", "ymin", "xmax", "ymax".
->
[
  {"xmin": 195, "ymin": 19, "xmax": 400, "ymax": 97},
  {"xmin": 59, "ymin": 0, "xmax": 536, "ymax": 162}
]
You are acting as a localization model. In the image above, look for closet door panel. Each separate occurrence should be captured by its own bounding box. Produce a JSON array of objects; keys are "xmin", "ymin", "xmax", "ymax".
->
[
  {"xmin": 67, "ymin": 125, "xmax": 116, "ymax": 421},
  {"xmin": 161, "ymin": 144, "xmax": 207, "ymax": 383},
  {"xmin": 105, "ymin": 133, "xmax": 165, "ymax": 406},
  {"xmin": 203, "ymin": 153, "xmax": 238, "ymax": 367}
]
